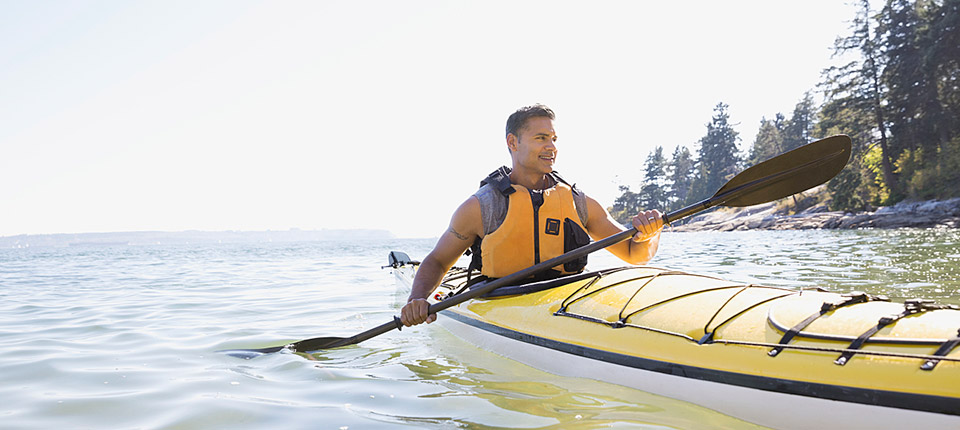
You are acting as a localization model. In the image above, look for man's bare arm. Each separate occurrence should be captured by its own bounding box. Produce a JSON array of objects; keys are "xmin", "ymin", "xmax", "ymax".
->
[
  {"xmin": 582, "ymin": 194, "xmax": 662, "ymax": 265},
  {"xmin": 400, "ymin": 197, "xmax": 482, "ymax": 326}
]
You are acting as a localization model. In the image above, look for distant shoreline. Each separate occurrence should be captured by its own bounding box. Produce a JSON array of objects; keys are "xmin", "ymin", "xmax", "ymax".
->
[
  {"xmin": 0, "ymin": 229, "xmax": 394, "ymax": 249},
  {"xmin": 668, "ymin": 198, "xmax": 960, "ymax": 232}
]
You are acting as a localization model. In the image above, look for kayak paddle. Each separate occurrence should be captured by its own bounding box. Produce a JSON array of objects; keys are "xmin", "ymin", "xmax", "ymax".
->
[{"xmin": 221, "ymin": 134, "xmax": 852, "ymax": 358}]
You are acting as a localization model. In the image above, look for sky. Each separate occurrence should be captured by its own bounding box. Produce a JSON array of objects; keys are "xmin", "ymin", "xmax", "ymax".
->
[{"xmin": 1, "ymin": 1, "xmax": 867, "ymax": 239}]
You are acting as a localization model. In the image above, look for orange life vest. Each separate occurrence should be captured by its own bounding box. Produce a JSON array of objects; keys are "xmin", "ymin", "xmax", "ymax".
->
[{"xmin": 471, "ymin": 168, "xmax": 590, "ymax": 279}]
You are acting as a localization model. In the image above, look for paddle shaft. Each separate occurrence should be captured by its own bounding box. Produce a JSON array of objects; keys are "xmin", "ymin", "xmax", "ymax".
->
[
  {"xmin": 257, "ymin": 135, "xmax": 852, "ymax": 354},
  {"xmin": 417, "ymin": 139, "xmax": 851, "ymax": 321}
]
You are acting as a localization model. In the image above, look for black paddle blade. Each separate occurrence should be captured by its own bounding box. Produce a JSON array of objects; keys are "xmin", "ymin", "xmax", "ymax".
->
[
  {"xmin": 218, "ymin": 344, "xmax": 290, "ymax": 359},
  {"xmin": 217, "ymin": 336, "xmax": 351, "ymax": 359},
  {"xmin": 289, "ymin": 336, "xmax": 353, "ymax": 352},
  {"xmin": 715, "ymin": 135, "xmax": 852, "ymax": 207}
]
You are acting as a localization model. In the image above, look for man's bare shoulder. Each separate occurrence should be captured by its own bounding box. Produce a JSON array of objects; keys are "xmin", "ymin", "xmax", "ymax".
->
[
  {"xmin": 581, "ymin": 193, "xmax": 622, "ymax": 237},
  {"xmin": 448, "ymin": 195, "xmax": 483, "ymax": 241},
  {"xmin": 582, "ymin": 193, "xmax": 606, "ymax": 221}
]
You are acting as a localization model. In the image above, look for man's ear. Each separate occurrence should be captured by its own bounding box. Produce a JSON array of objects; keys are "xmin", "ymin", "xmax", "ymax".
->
[{"xmin": 506, "ymin": 133, "xmax": 518, "ymax": 152}]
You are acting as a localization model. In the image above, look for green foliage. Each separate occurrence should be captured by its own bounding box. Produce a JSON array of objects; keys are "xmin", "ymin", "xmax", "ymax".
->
[
  {"xmin": 610, "ymin": 185, "xmax": 641, "ymax": 225},
  {"xmin": 747, "ymin": 114, "xmax": 784, "ymax": 166},
  {"xmin": 861, "ymin": 144, "xmax": 890, "ymax": 205},
  {"xmin": 610, "ymin": 147, "xmax": 670, "ymax": 224},
  {"xmin": 895, "ymin": 137, "xmax": 960, "ymax": 199},
  {"xmin": 818, "ymin": 0, "xmax": 959, "ymax": 209},
  {"xmin": 828, "ymin": 164, "xmax": 865, "ymax": 211},
  {"xmin": 689, "ymin": 103, "xmax": 741, "ymax": 203},
  {"xmin": 782, "ymin": 93, "xmax": 817, "ymax": 152},
  {"xmin": 666, "ymin": 145, "xmax": 695, "ymax": 211},
  {"xmin": 639, "ymin": 146, "xmax": 668, "ymax": 211}
]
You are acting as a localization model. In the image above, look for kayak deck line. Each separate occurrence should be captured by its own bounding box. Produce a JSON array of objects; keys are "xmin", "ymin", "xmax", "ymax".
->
[
  {"xmin": 453, "ymin": 266, "xmax": 960, "ymax": 351},
  {"xmin": 554, "ymin": 270, "xmax": 960, "ymax": 355},
  {"xmin": 556, "ymin": 293, "xmax": 960, "ymax": 364},
  {"xmin": 768, "ymin": 304, "xmax": 960, "ymax": 345},
  {"xmin": 438, "ymin": 308, "xmax": 960, "ymax": 418},
  {"xmin": 768, "ymin": 290, "xmax": 886, "ymax": 357},
  {"xmin": 553, "ymin": 269, "xmax": 799, "ymax": 344},
  {"xmin": 711, "ymin": 339, "xmax": 960, "ymax": 364}
]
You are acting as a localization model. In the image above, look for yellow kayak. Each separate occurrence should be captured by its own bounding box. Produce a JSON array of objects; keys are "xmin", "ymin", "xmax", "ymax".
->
[{"xmin": 390, "ymin": 256, "xmax": 960, "ymax": 429}]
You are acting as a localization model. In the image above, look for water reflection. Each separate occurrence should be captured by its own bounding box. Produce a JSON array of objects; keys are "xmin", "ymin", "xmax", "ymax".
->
[{"xmin": 312, "ymin": 328, "xmax": 767, "ymax": 429}]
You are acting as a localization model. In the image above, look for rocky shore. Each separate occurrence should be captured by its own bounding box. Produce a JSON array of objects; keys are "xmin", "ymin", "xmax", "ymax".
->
[{"xmin": 668, "ymin": 198, "xmax": 960, "ymax": 232}]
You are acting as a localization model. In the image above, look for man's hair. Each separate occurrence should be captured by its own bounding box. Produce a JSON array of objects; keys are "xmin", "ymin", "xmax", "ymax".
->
[{"xmin": 505, "ymin": 104, "xmax": 555, "ymax": 138}]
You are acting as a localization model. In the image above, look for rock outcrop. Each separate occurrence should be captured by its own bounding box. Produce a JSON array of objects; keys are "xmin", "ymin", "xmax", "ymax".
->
[{"xmin": 668, "ymin": 198, "xmax": 960, "ymax": 232}]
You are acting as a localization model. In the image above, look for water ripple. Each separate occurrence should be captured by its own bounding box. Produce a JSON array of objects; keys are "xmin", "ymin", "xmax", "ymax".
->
[{"xmin": 0, "ymin": 233, "xmax": 956, "ymax": 428}]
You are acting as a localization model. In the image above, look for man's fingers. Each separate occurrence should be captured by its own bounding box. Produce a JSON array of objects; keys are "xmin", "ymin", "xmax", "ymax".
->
[
  {"xmin": 631, "ymin": 210, "xmax": 663, "ymax": 242},
  {"xmin": 401, "ymin": 299, "xmax": 434, "ymax": 327}
]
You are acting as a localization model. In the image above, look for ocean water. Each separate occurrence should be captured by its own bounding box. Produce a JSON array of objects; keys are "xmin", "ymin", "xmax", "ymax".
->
[{"xmin": 1, "ymin": 230, "xmax": 958, "ymax": 429}]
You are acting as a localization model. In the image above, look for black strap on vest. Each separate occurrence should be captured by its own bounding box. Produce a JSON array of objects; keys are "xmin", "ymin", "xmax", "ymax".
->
[
  {"xmin": 481, "ymin": 166, "xmax": 517, "ymax": 196},
  {"xmin": 835, "ymin": 299, "xmax": 960, "ymax": 366},
  {"xmin": 768, "ymin": 291, "xmax": 885, "ymax": 357},
  {"xmin": 466, "ymin": 167, "xmax": 512, "ymax": 281},
  {"xmin": 921, "ymin": 328, "xmax": 960, "ymax": 371},
  {"xmin": 478, "ymin": 166, "xmax": 575, "ymax": 195}
]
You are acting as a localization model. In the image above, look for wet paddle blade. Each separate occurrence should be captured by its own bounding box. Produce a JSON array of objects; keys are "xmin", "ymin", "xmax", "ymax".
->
[
  {"xmin": 715, "ymin": 135, "xmax": 852, "ymax": 207},
  {"xmin": 218, "ymin": 336, "xmax": 350, "ymax": 358},
  {"xmin": 289, "ymin": 336, "xmax": 354, "ymax": 352},
  {"xmin": 218, "ymin": 345, "xmax": 289, "ymax": 359}
]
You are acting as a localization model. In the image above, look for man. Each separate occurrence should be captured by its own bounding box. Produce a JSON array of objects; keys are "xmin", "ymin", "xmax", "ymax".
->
[{"xmin": 400, "ymin": 104, "xmax": 664, "ymax": 326}]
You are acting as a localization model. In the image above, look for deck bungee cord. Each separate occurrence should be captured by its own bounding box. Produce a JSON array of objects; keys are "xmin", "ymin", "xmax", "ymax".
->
[{"xmin": 454, "ymin": 265, "xmax": 960, "ymax": 371}]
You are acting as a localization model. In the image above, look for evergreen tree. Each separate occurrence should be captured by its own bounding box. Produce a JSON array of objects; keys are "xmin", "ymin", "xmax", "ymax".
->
[
  {"xmin": 879, "ymin": 0, "xmax": 944, "ymax": 165},
  {"xmin": 666, "ymin": 145, "xmax": 695, "ymax": 211},
  {"xmin": 747, "ymin": 114, "xmax": 785, "ymax": 166},
  {"xmin": 688, "ymin": 103, "xmax": 742, "ymax": 202},
  {"xmin": 876, "ymin": 0, "xmax": 960, "ymax": 198},
  {"xmin": 926, "ymin": 0, "xmax": 960, "ymax": 190},
  {"xmin": 638, "ymin": 146, "xmax": 667, "ymax": 210},
  {"xmin": 821, "ymin": 0, "xmax": 901, "ymax": 200},
  {"xmin": 928, "ymin": 0, "xmax": 960, "ymax": 139},
  {"xmin": 610, "ymin": 185, "xmax": 641, "ymax": 225},
  {"xmin": 818, "ymin": 97, "xmax": 882, "ymax": 208},
  {"xmin": 781, "ymin": 92, "xmax": 818, "ymax": 152}
]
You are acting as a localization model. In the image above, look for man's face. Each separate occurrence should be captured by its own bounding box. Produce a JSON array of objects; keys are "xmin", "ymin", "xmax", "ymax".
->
[{"xmin": 510, "ymin": 117, "xmax": 557, "ymax": 174}]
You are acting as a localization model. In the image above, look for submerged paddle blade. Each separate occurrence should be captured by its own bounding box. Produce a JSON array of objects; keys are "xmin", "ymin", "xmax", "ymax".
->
[
  {"xmin": 715, "ymin": 135, "xmax": 852, "ymax": 207},
  {"xmin": 219, "ymin": 344, "xmax": 290, "ymax": 359},
  {"xmin": 289, "ymin": 336, "xmax": 354, "ymax": 352},
  {"xmin": 218, "ymin": 336, "xmax": 351, "ymax": 358},
  {"xmin": 222, "ymin": 317, "xmax": 403, "ymax": 359}
]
